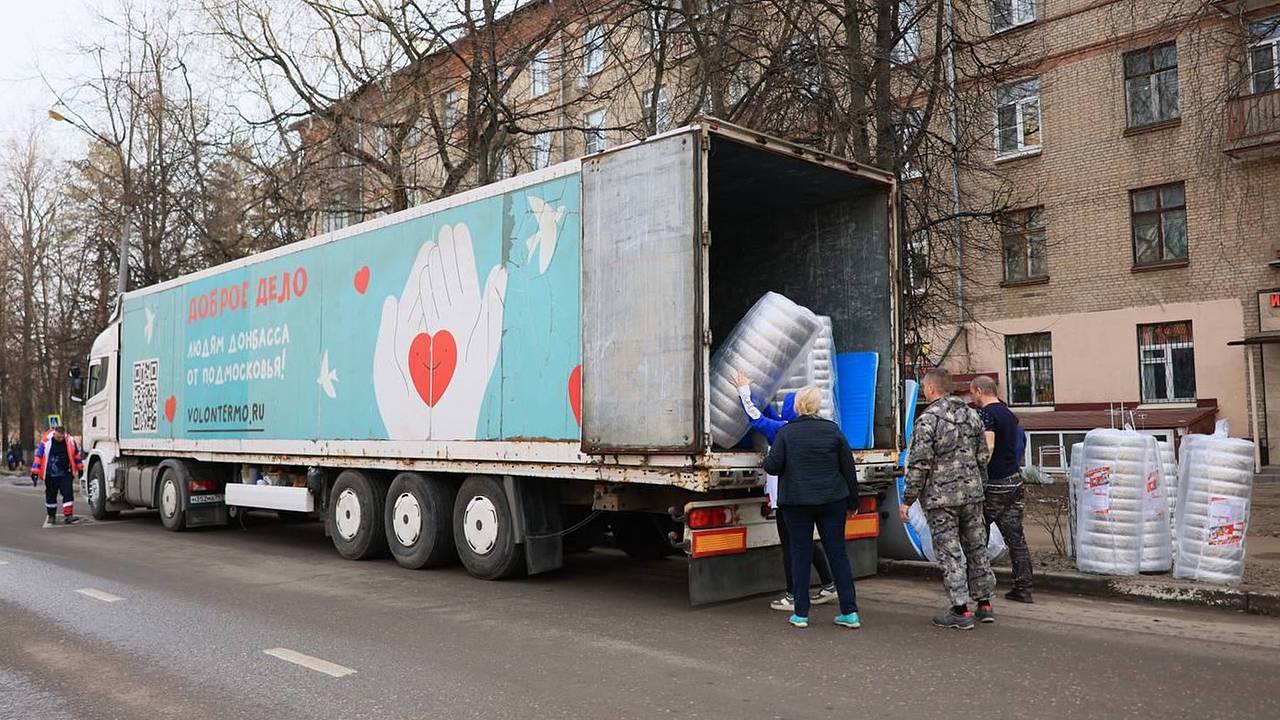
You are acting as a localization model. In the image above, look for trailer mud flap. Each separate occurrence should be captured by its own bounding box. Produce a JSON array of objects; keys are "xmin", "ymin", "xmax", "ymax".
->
[
  {"xmin": 504, "ymin": 477, "xmax": 564, "ymax": 576},
  {"xmin": 688, "ymin": 538, "xmax": 879, "ymax": 606}
]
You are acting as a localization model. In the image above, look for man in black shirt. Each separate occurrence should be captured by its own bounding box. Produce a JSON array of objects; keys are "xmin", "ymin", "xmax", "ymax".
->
[{"xmin": 971, "ymin": 376, "xmax": 1033, "ymax": 603}]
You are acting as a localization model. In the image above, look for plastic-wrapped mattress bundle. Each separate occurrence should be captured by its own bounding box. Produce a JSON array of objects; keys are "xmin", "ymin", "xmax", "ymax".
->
[
  {"xmin": 1158, "ymin": 441, "xmax": 1178, "ymax": 538},
  {"xmin": 1139, "ymin": 437, "xmax": 1173, "ymax": 572},
  {"xmin": 1076, "ymin": 429, "xmax": 1166, "ymax": 575},
  {"xmin": 708, "ymin": 292, "xmax": 822, "ymax": 448},
  {"xmin": 773, "ymin": 316, "xmax": 838, "ymax": 421},
  {"xmin": 1173, "ymin": 432, "xmax": 1254, "ymax": 584}
]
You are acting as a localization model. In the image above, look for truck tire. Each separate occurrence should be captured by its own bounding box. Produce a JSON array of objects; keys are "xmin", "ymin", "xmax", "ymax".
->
[
  {"xmin": 385, "ymin": 472, "xmax": 457, "ymax": 569},
  {"xmin": 329, "ymin": 470, "xmax": 389, "ymax": 560},
  {"xmin": 87, "ymin": 461, "xmax": 118, "ymax": 521},
  {"xmin": 453, "ymin": 476, "xmax": 524, "ymax": 580},
  {"xmin": 157, "ymin": 467, "xmax": 187, "ymax": 531}
]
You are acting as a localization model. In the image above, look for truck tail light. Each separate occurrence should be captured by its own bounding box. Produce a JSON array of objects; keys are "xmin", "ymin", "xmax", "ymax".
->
[
  {"xmin": 844, "ymin": 510, "xmax": 880, "ymax": 540},
  {"xmin": 857, "ymin": 495, "xmax": 877, "ymax": 514},
  {"xmin": 189, "ymin": 478, "xmax": 219, "ymax": 493},
  {"xmin": 689, "ymin": 527, "xmax": 747, "ymax": 558},
  {"xmin": 686, "ymin": 506, "xmax": 733, "ymax": 529}
]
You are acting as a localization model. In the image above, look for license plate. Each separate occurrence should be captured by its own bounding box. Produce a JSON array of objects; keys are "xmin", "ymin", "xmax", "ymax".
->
[{"xmin": 189, "ymin": 493, "xmax": 225, "ymax": 505}]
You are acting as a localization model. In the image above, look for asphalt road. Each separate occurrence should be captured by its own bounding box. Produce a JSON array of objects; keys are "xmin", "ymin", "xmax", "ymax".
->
[{"xmin": 2, "ymin": 477, "xmax": 1278, "ymax": 720}]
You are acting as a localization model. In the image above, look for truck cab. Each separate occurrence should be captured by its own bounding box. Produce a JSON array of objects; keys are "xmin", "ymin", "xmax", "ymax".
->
[{"xmin": 76, "ymin": 319, "xmax": 124, "ymax": 517}]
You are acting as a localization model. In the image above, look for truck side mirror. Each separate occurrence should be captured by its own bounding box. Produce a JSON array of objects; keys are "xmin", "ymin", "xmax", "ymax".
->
[{"xmin": 68, "ymin": 367, "xmax": 85, "ymax": 404}]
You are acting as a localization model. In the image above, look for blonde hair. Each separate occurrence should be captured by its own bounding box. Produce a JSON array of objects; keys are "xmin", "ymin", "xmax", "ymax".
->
[{"xmin": 794, "ymin": 386, "xmax": 823, "ymax": 416}]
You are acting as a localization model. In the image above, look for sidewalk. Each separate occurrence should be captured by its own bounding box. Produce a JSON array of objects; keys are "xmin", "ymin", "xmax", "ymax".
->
[{"xmin": 880, "ymin": 480, "xmax": 1280, "ymax": 616}]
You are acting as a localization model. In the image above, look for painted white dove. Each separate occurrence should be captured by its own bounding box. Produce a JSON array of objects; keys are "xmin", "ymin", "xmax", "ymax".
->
[
  {"xmin": 317, "ymin": 351, "xmax": 338, "ymax": 399},
  {"xmin": 525, "ymin": 196, "xmax": 566, "ymax": 275}
]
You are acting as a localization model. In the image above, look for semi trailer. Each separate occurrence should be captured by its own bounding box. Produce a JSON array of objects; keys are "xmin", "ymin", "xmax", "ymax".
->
[{"xmin": 70, "ymin": 120, "xmax": 900, "ymax": 604}]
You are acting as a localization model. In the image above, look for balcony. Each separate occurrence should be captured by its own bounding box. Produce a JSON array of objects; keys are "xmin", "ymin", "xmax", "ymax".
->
[{"xmin": 1225, "ymin": 89, "xmax": 1280, "ymax": 160}]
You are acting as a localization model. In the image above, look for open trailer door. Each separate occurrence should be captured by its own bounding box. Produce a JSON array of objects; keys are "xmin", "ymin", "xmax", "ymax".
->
[{"xmin": 580, "ymin": 130, "xmax": 706, "ymax": 455}]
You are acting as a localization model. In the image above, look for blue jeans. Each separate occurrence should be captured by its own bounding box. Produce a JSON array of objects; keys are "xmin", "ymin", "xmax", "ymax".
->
[{"xmin": 782, "ymin": 500, "xmax": 857, "ymax": 617}]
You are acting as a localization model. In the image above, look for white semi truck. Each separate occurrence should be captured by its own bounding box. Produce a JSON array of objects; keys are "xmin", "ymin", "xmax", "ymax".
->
[{"xmin": 70, "ymin": 120, "xmax": 900, "ymax": 603}]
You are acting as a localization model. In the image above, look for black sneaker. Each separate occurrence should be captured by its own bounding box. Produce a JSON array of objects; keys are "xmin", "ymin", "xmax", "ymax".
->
[
  {"xmin": 975, "ymin": 601, "xmax": 995, "ymax": 623},
  {"xmin": 42, "ymin": 517, "xmax": 54, "ymax": 529},
  {"xmin": 932, "ymin": 608, "xmax": 975, "ymax": 630},
  {"xmin": 1005, "ymin": 588, "xmax": 1034, "ymax": 604},
  {"xmin": 62, "ymin": 515, "xmax": 82, "ymax": 526}
]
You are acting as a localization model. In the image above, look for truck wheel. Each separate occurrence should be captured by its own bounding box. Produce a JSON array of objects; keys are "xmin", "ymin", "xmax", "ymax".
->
[
  {"xmin": 385, "ymin": 472, "xmax": 457, "ymax": 569},
  {"xmin": 329, "ymin": 470, "xmax": 389, "ymax": 560},
  {"xmin": 157, "ymin": 469, "xmax": 187, "ymax": 531},
  {"xmin": 87, "ymin": 462, "xmax": 118, "ymax": 521},
  {"xmin": 453, "ymin": 476, "xmax": 524, "ymax": 580}
]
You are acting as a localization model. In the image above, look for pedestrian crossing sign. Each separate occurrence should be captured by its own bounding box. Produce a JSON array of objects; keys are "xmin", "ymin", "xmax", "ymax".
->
[{"xmin": 47, "ymin": 414, "xmax": 62, "ymax": 429}]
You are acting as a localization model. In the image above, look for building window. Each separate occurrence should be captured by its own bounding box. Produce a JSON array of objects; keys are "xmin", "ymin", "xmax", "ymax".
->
[
  {"xmin": 530, "ymin": 50, "xmax": 550, "ymax": 99},
  {"xmin": 584, "ymin": 109, "xmax": 607, "ymax": 154},
  {"xmin": 894, "ymin": 108, "xmax": 924, "ymax": 179},
  {"xmin": 442, "ymin": 89, "xmax": 460, "ymax": 127},
  {"xmin": 1000, "ymin": 207, "xmax": 1047, "ymax": 283},
  {"xmin": 1130, "ymin": 182, "xmax": 1187, "ymax": 267},
  {"xmin": 995, "ymin": 79, "xmax": 1041, "ymax": 157},
  {"xmin": 1124, "ymin": 42, "xmax": 1179, "ymax": 127},
  {"xmin": 321, "ymin": 210, "xmax": 351, "ymax": 234},
  {"xmin": 1006, "ymin": 332, "xmax": 1053, "ymax": 406},
  {"xmin": 1026, "ymin": 431, "xmax": 1087, "ymax": 470},
  {"xmin": 1250, "ymin": 17, "xmax": 1280, "ymax": 94},
  {"xmin": 893, "ymin": 0, "xmax": 921, "ymax": 63},
  {"xmin": 991, "ymin": 0, "xmax": 1035, "ymax": 33},
  {"xmin": 1138, "ymin": 321, "xmax": 1196, "ymax": 403},
  {"xmin": 906, "ymin": 232, "xmax": 929, "ymax": 295},
  {"xmin": 642, "ymin": 87, "xmax": 672, "ymax": 134},
  {"xmin": 583, "ymin": 25, "xmax": 606, "ymax": 77},
  {"xmin": 532, "ymin": 132, "xmax": 552, "ymax": 169}
]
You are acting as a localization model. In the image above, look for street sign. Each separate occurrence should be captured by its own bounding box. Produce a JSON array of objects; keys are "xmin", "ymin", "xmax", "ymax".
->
[{"xmin": 47, "ymin": 414, "xmax": 62, "ymax": 429}]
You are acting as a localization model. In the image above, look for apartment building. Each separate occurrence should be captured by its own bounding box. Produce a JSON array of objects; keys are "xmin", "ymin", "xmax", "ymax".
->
[
  {"xmin": 293, "ymin": 0, "xmax": 1280, "ymax": 468},
  {"xmin": 934, "ymin": 0, "xmax": 1280, "ymax": 470}
]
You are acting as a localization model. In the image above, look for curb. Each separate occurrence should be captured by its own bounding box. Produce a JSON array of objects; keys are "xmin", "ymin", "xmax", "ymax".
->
[{"xmin": 878, "ymin": 559, "xmax": 1280, "ymax": 617}]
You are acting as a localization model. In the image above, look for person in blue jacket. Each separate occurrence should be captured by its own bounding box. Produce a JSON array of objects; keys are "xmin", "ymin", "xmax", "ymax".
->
[{"xmin": 731, "ymin": 370, "xmax": 837, "ymax": 613}]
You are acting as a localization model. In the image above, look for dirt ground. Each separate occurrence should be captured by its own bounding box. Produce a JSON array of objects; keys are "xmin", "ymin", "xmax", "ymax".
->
[{"xmin": 1018, "ymin": 481, "xmax": 1280, "ymax": 590}]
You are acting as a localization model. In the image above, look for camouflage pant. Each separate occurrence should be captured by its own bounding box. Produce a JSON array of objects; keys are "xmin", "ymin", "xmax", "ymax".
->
[
  {"xmin": 985, "ymin": 485, "xmax": 1033, "ymax": 592},
  {"xmin": 925, "ymin": 502, "xmax": 995, "ymax": 607}
]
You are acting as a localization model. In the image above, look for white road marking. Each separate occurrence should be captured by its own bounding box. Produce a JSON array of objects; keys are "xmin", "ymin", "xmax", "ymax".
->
[
  {"xmin": 76, "ymin": 588, "xmax": 123, "ymax": 603},
  {"xmin": 263, "ymin": 648, "xmax": 356, "ymax": 678},
  {"xmin": 0, "ymin": 561, "xmax": 9, "ymax": 565}
]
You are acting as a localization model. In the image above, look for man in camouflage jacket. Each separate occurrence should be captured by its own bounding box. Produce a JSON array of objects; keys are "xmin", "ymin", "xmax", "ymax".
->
[{"xmin": 899, "ymin": 368, "xmax": 996, "ymax": 630}]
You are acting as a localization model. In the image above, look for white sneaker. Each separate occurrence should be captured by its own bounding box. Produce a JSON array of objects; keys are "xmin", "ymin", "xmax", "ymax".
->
[
  {"xmin": 810, "ymin": 585, "xmax": 838, "ymax": 605},
  {"xmin": 770, "ymin": 593, "xmax": 796, "ymax": 611}
]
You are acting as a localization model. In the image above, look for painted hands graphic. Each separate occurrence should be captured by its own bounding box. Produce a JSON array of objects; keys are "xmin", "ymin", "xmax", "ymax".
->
[{"xmin": 374, "ymin": 223, "xmax": 507, "ymax": 439}]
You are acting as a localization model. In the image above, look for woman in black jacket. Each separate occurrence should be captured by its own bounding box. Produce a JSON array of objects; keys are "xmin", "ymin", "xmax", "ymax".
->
[{"xmin": 762, "ymin": 386, "xmax": 861, "ymax": 629}]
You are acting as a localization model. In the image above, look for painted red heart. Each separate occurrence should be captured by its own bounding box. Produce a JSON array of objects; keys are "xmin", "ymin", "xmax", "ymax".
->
[
  {"xmin": 568, "ymin": 365, "xmax": 582, "ymax": 426},
  {"xmin": 408, "ymin": 331, "xmax": 457, "ymax": 407},
  {"xmin": 164, "ymin": 395, "xmax": 177, "ymax": 423},
  {"xmin": 353, "ymin": 266, "xmax": 370, "ymax": 294}
]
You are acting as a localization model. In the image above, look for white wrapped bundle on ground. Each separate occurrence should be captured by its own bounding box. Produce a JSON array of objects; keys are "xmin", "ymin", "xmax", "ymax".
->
[
  {"xmin": 1159, "ymin": 441, "xmax": 1178, "ymax": 538},
  {"xmin": 708, "ymin": 292, "xmax": 822, "ymax": 448},
  {"xmin": 773, "ymin": 315, "xmax": 838, "ymax": 421},
  {"xmin": 1076, "ymin": 429, "xmax": 1163, "ymax": 575},
  {"xmin": 1139, "ymin": 433, "xmax": 1173, "ymax": 572},
  {"xmin": 1173, "ymin": 432, "xmax": 1254, "ymax": 584}
]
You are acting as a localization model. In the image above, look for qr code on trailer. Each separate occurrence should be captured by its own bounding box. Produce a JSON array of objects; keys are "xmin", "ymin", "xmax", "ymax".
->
[{"xmin": 132, "ymin": 359, "xmax": 159, "ymax": 433}]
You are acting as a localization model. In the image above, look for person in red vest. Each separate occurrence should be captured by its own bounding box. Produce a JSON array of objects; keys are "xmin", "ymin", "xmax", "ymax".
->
[{"xmin": 32, "ymin": 425, "xmax": 83, "ymax": 527}]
